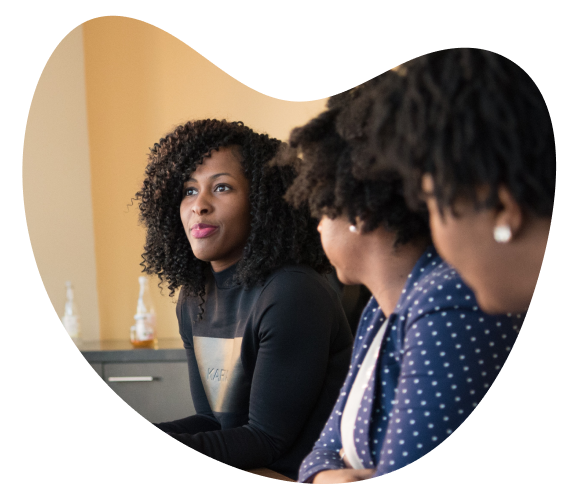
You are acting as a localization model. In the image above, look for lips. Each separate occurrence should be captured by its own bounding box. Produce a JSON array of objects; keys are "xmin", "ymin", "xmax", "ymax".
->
[{"xmin": 191, "ymin": 223, "xmax": 219, "ymax": 239}]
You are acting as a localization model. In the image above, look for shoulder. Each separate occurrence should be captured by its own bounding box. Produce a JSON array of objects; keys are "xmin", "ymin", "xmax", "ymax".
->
[
  {"xmin": 259, "ymin": 265, "xmax": 339, "ymax": 301},
  {"xmin": 396, "ymin": 252, "xmax": 480, "ymax": 321},
  {"xmin": 396, "ymin": 252, "xmax": 521, "ymax": 338},
  {"xmin": 253, "ymin": 265, "xmax": 345, "ymax": 332},
  {"xmin": 177, "ymin": 285, "xmax": 202, "ymax": 308}
]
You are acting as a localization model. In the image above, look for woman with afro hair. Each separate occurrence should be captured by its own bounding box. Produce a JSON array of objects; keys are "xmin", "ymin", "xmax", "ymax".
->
[
  {"xmin": 275, "ymin": 77, "xmax": 521, "ymax": 482},
  {"xmin": 136, "ymin": 119, "xmax": 353, "ymax": 479},
  {"xmin": 364, "ymin": 48, "xmax": 555, "ymax": 314}
]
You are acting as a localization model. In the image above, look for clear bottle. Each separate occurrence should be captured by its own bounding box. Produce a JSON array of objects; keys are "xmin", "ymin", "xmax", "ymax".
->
[
  {"xmin": 130, "ymin": 276, "xmax": 157, "ymax": 348},
  {"xmin": 61, "ymin": 281, "xmax": 81, "ymax": 344}
]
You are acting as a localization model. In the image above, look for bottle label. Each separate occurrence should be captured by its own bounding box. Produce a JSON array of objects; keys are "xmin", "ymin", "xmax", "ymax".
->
[{"xmin": 134, "ymin": 314, "xmax": 155, "ymax": 341}]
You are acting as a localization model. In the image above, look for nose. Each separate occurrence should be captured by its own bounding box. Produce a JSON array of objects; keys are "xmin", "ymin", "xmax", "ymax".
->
[
  {"xmin": 191, "ymin": 190, "xmax": 212, "ymax": 215},
  {"xmin": 317, "ymin": 218, "xmax": 323, "ymax": 233}
]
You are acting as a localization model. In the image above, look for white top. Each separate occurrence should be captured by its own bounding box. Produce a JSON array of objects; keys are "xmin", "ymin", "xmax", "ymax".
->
[{"xmin": 340, "ymin": 317, "xmax": 390, "ymax": 469}]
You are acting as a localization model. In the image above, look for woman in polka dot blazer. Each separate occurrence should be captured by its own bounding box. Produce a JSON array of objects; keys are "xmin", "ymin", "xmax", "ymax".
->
[
  {"xmin": 274, "ymin": 73, "xmax": 522, "ymax": 482},
  {"xmin": 364, "ymin": 48, "xmax": 554, "ymax": 316}
]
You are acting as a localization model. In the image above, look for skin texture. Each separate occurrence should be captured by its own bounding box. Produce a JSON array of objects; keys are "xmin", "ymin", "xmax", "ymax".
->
[
  {"xmin": 317, "ymin": 215, "xmax": 428, "ymax": 317},
  {"xmin": 180, "ymin": 146, "xmax": 251, "ymax": 273},
  {"xmin": 312, "ymin": 468, "xmax": 375, "ymax": 483},
  {"xmin": 421, "ymin": 174, "xmax": 551, "ymax": 314},
  {"xmin": 311, "ymin": 452, "xmax": 375, "ymax": 483}
]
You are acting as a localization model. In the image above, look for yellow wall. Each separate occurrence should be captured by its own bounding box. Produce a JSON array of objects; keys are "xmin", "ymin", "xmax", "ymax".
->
[
  {"xmin": 83, "ymin": 17, "xmax": 327, "ymax": 340},
  {"xmin": 23, "ymin": 26, "xmax": 101, "ymax": 342}
]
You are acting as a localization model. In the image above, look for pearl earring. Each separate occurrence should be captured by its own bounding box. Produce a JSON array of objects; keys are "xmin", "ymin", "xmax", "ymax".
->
[
  {"xmin": 493, "ymin": 225, "xmax": 512, "ymax": 243},
  {"xmin": 349, "ymin": 225, "xmax": 358, "ymax": 233}
]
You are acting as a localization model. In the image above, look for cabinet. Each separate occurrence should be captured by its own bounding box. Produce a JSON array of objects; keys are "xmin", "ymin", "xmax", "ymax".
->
[
  {"xmin": 80, "ymin": 339, "xmax": 195, "ymax": 423},
  {"xmin": 77, "ymin": 283, "xmax": 371, "ymax": 425}
]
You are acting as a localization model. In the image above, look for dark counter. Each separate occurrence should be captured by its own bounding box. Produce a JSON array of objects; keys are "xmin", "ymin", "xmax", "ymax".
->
[{"xmin": 79, "ymin": 338, "xmax": 186, "ymax": 363}]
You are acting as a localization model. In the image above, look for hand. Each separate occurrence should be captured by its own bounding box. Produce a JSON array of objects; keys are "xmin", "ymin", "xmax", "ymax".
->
[
  {"xmin": 339, "ymin": 448, "xmax": 352, "ymax": 469},
  {"xmin": 312, "ymin": 468, "xmax": 375, "ymax": 483}
]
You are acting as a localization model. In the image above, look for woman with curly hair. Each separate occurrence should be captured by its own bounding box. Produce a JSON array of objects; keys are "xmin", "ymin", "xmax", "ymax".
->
[
  {"xmin": 364, "ymin": 48, "xmax": 555, "ymax": 314},
  {"xmin": 135, "ymin": 119, "xmax": 353, "ymax": 479},
  {"xmin": 275, "ymin": 80, "xmax": 522, "ymax": 482}
]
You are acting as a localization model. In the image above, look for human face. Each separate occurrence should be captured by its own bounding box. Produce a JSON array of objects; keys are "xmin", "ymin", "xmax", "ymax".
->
[
  {"xmin": 421, "ymin": 174, "xmax": 529, "ymax": 313},
  {"xmin": 180, "ymin": 146, "xmax": 251, "ymax": 272},
  {"xmin": 317, "ymin": 215, "xmax": 361, "ymax": 285}
]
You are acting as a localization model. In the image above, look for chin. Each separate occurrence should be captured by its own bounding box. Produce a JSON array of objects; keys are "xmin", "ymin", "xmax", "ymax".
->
[
  {"xmin": 190, "ymin": 247, "xmax": 214, "ymax": 263},
  {"xmin": 474, "ymin": 290, "xmax": 517, "ymax": 315},
  {"xmin": 476, "ymin": 299, "xmax": 506, "ymax": 315},
  {"xmin": 335, "ymin": 268, "xmax": 357, "ymax": 286}
]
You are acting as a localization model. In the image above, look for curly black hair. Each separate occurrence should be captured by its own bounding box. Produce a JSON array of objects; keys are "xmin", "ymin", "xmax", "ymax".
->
[
  {"xmin": 136, "ymin": 119, "xmax": 331, "ymax": 314},
  {"xmin": 273, "ymin": 78, "xmax": 431, "ymax": 247},
  {"xmin": 363, "ymin": 48, "xmax": 556, "ymax": 218}
]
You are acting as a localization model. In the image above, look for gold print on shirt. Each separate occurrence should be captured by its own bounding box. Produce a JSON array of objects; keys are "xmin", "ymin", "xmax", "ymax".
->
[{"xmin": 193, "ymin": 336, "xmax": 248, "ymax": 413}]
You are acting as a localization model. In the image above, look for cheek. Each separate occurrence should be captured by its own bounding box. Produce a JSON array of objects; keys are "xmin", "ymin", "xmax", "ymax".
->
[
  {"xmin": 425, "ymin": 202, "xmax": 443, "ymax": 243},
  {"xmin": 428, "ymin": 213, "xmax": 446, "ymax": 248},
  {"xmin": 321, "ymin": 225, "xmax": 349, "ymax": 267},
  {"xmin": 320, "ymin": 221, "xmax": 339, "ymax": 254},
  {"xmin": 317, "ymin": 229, "xmax": 330, "ymax": 259},
  {"xmin": 318, "ymin": 223, "xmax": 336, "ymax": 257},
  {"xmin": 428, "ymin": 210, "xmax": 459, "ymax": 263}
]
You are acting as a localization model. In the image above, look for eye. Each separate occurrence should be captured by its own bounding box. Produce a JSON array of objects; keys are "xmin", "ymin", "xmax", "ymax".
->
[
  {"xmin": 183, "ymin": 186, "xmax": 198, "ymax": 197},
  {"xmin": 214, "ymin": 184, "xmax": 232, "ymax": 193}
]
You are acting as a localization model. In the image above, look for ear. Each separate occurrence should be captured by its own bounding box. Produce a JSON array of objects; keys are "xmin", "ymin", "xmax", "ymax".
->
[
  {"xmin": 350, "ymin": 216, "xmax": 368, "ymax": 235},
  {"xmin": 495, "ymin": 186, "xmax": 524, "ymax": 239}
]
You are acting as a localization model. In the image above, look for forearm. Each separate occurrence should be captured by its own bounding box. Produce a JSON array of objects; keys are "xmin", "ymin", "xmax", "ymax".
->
[
  {"xmin": 167, "ymin": 423, "xmax": 285, "ymax": 470},
  {"xmin": 155, "ymin": 413, "xmax": 220, "ymax": 435},
  {"xmin": 312, "ymin": 468, "xmax": 375, "ymax": 483}
]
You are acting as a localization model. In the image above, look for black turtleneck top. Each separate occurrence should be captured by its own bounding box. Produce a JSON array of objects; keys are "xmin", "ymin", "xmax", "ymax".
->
[{"xmin": 155, "ymin": 263, "xmax": 353, "ymax": 479}]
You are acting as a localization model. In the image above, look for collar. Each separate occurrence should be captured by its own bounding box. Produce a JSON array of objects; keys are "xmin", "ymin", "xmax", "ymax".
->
[{"xmin": 211, "ymin": 262, "xmax": 240, "ymax": 289}]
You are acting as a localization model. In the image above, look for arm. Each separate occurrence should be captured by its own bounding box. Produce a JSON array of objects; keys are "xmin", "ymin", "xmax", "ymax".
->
[
  {"xmin": 304, "ymin": 449, "xmax": 376, "ymax": 484},
  {"xmin": 299, "ymin": 297, "xmax": 380, "ymax": 483},
  {"xmin": 297, "ymin": 390, "xmax": 347, "ymax": 482},
  {"xmin": 312, "ymin": 469, "xmax": 375, "ymax": 483},
  {"xmin": 170, "ymin": 271, "xmax": 351, "ymax": 470},
  {"xmin": 373, "ymin": 303, "xmax": 520, "ymax": 475},
  {"xmin": 155, "ymin": 291, "xmax": 220, "ymax": 434}
]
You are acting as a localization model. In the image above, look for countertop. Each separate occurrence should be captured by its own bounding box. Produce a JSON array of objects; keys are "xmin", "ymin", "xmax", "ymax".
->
[{"xmin": 79, "ymin": 338, "xmax": 186, "ymax": 363}]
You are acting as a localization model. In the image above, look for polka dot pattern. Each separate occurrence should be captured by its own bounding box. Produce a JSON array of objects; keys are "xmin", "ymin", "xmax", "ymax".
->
[{"xmin": 298, "ymin": 248, "xmax": 522, "ymax": 482}]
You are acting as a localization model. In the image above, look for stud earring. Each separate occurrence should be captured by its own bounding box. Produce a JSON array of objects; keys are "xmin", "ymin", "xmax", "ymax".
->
[
  {"xmin": 493, "ymin": 225, "xmax": 512, "ymax": 243},
  {"xmin": 349, "ymin": 225, "xmax": 358, "ymax": 233}
]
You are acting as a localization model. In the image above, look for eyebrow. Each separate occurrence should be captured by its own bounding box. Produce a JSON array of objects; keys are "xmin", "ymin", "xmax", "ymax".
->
[{"xmin": 187, "ymin": 172, "xmax": 235, "ymax": 183}]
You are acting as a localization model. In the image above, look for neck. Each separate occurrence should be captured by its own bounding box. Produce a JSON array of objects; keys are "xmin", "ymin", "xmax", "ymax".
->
[
  {"xmin": 494, "ymin": 215, "xmax": 551, "ymax": 313},
  {"xmin": 358, "ymin": 231, "xmax": 428, "ymax": 316}
]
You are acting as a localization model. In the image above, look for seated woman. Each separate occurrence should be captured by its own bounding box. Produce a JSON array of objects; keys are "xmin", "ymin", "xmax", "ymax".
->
[
  {"xmin": 364, "ymin": 48, "xmax": 555, "ymax": 314},
  {"xmin": 275, "ymin": 82, "xmax": 522, "ymax": 482},
  {"xmin": 135, "ymin": 119, "xmax": 353, "ymax": 479}
]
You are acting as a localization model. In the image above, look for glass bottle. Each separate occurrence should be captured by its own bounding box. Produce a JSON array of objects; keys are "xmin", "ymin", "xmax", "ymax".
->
[
  {"xmin": 61, "ymin": 281, "xmax": 81, "ymax": 344},
  {"xmin": 130, "ymin": 276, "xmax": 157, "ymax": 348}
]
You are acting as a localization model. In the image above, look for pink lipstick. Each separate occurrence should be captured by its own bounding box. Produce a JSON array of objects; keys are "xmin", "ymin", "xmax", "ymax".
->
[{"xmin": 191, "ymin": 223, "xmax": 219, "ymax": 239}]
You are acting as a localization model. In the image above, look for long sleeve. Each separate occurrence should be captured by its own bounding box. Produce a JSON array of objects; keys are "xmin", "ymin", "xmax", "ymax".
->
[
  {"xmin": 373, "ymin": 305, "xmax": 520, "ymax": 474},
  {"xmin": 298, "ymin": 301, "xmax": 383, "ymax": 482},
  {"xmin": 298, "ymin": 249, "xmax": 522, "ymax": 481},
  {"xmin": 164, "ymin": 269, "xmax": 352, "ymax": 477}
]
